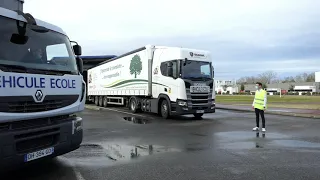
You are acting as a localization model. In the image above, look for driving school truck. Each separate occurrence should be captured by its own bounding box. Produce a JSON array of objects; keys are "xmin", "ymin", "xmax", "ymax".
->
[
  {"xmin": 87, "ymin": 45, "xmax": 215, "ymax": 119},
  {"xmin": 0, "ymin": 0, "xmax": 85, "ymax": 171}
]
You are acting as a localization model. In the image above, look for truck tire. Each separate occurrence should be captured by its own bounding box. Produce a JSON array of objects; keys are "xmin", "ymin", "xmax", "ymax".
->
[
  {"xmin": 98, "ymin": 96, "xmax": 103, "ymax": 107},
  {"xmin": 94, "ymin": 96, "xmax": 99, "ymax": 106},
  {"xmin": 103, "ymin": 96, "xmax": 108, "ymax": 107},
  {"xmin": 129, "ymin": 98, "xmax": 138, "ymax": 113},
  {"xmin": 160, "ymin": 100, "xmax": 170, "ymax": 119},
  {"xmin": 193, "ymin": 113, "xmax": 203, "ymax": 119}
]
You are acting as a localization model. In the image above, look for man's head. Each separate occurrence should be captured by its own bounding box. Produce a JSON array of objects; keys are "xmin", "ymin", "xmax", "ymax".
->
[
  {"xmin": 31, "ymin": 48, "xmax": 43, "ymax": 59},
  {"xmin": 255, "ymin": 82, "xmax": 262, "ymax": 90}
]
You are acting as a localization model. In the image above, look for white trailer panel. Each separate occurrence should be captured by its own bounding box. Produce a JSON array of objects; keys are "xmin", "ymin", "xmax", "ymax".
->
[{"xmin": 87, "ymin": 49, "xmax": 150, "ymax": 96}]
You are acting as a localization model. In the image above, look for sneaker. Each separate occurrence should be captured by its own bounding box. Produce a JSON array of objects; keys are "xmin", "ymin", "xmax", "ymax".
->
[
  {"xmin": 262, "ymin": 128, "xmax": 266, "ymax": 132},
  {"xmin": 252, "ymin": 127, "xmax": 259, "ymax": 131}
]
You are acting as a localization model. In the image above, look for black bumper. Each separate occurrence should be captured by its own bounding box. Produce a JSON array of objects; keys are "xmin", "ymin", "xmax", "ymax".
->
[
  {"xmin": 171, "ymin": 102, "xmax": 216, "ymax": 115},
  {"xmin": 0, "ymin": 115, "xmax": 83, "ymax": 173}
]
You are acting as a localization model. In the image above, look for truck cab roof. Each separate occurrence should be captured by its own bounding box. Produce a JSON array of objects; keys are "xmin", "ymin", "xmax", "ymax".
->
[
  {"xmin": 153, "ymin": 45, "xmax": 211, "ymax": 63},
  {"xmin": 0, "ymin": 7, "xmax": 67, "ymax": 35}
]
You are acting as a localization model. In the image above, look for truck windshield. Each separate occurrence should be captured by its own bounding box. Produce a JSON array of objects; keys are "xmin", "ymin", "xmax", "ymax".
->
[
  {"xmin": 180, "ymin": 60, "xmax": 212, "ymax": 80},
  {"xmin": 0, "ymin": 16, "xmax": 78, "ymax": 74}
]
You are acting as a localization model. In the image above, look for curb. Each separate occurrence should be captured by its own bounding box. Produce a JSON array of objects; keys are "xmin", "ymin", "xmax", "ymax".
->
[{"xmin": 216, "ymin": 107, "xmax": 320, "ymax": 119}]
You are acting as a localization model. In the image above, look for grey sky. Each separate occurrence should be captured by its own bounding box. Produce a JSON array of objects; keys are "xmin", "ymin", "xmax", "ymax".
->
[{"xmin": 25, "ymin": 0, "xmax": 320, "ymax": 79}]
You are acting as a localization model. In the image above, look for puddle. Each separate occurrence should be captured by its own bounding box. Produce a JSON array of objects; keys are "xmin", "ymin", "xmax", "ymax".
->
[
  {"xmin": 216, "ymin": 131, "xmax": 273, "ymax": 150},
  {"xmin": 271, "ymin": 140, "xmax": 320, "ymax": 148},
  {"xmin": 101, "ymin": 143, "xmax": 181, "ymax": 161},
  {"xmin": 215, "ymin": 131, "xmax": 289, "ymax": 141},
  {"xmin": 219, "ymin": 140, "xmax": 267, "ymax": 150},
  {"xmin": 220, "ymin": 142, "xmax": 258, "ymax": 150},
  {"xmin": 63, "ymin": 144, "xmax": 106, "ymax": 158},
  {"xmin": 216, "ymin": 131, "xmax": 320, "ymax": 150},
  {"xmin": 63, "ymin": 142, "xmax": 181, "ymax": 166},
  {"xmin": 123, "ymin": 117, "xmax": 150, "ymax": 124}
]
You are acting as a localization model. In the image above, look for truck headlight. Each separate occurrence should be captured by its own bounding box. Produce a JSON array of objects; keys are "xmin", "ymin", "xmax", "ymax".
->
[
  {"xmin": 178, "ymin": 101, "xmax": 187, "ymax": 106},
  {"xmin": 211, "ymin": 99, "xmax": 215, "ymax": 105}
]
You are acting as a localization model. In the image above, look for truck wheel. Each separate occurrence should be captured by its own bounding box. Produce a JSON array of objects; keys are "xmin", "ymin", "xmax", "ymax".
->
[
  {"xmin": 98, "ymin": 96, "xmax": 103, "ymax": 107},
  {"xmin": 94, "ymin": 96, "xmax": 99, "ymax": 106},
  {"xmin": 103, "ymin": 96, "xmax": 108, "ymax": 107},
  {"xmin": 129, "ymin": 98, "xmax": 138, "ymax": 113},
  {"xmin": 160, "ymin": 100, "xmax": 170, "ymax": 119},
  {"xmin": 193, "ymin": 113, "xmax": 203, "ymax": 119}
]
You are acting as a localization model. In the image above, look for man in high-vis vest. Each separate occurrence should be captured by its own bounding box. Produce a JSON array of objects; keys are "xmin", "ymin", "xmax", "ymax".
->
[{"xmin": 252, "ymin": 82, "xmax": 267, "ymax": 132}]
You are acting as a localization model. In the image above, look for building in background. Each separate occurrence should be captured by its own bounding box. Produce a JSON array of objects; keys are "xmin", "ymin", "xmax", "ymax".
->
[
  {"xmin": 215, "ymin": 80, "xmax": 238, "ymax": 94},
  {"xmin": 237, "ymin": 82, "xmax": 320, "ymax": 95},
  {"xmin": 316, "ymin": 71, "xmax": 320, "ymax": 82}
]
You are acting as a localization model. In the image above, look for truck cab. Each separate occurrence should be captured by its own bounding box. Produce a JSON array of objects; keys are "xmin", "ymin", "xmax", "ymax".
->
[
  {"xmin": 152, "ymin": 46, "xmax": 215, "ymax": 118},
  {"xmin": 0, "ymin": 3, "xmax": 85, "ymax": 171}
]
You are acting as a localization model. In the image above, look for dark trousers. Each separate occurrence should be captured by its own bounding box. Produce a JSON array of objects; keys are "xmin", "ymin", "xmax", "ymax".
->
[{"xmin": 255, "ymin": 108, "xmax": 266, "ymax": 128}]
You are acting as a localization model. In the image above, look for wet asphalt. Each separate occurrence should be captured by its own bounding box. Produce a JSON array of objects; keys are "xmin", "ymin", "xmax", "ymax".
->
[{"xmin": 3, "ymin": 107, "xmax": 320, "ymax": 180}]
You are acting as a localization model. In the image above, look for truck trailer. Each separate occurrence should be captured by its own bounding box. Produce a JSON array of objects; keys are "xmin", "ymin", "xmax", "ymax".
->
[
  {"xmin": 87, "ymin": 45, "xmax": 215, "ymax": 119},
  {"xmin": 0, "ymin": 0, "xmax": 85, "ymax": 171}
]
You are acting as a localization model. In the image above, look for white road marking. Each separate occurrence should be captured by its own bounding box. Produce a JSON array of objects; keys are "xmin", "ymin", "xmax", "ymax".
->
[
  {"xmin": 58, "ymin": 156, "xmax": 86, "ymax": 180},
  {"xmin": 74, "ymin": 170, "xmax": 86, "ymax": 180}
]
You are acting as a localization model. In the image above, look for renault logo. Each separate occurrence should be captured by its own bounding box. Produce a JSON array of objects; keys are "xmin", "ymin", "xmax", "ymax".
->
[{"xmin": 35, "ymin": 90, "xmax": 43, "ymax": 102}]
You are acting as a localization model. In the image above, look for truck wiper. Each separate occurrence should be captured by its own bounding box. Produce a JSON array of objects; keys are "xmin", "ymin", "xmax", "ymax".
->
[
  {"xmin": 43, "ymin": 69, "xmax": 77, "ymax": 75},
  {"xmin": 188, "ymin": 76, "xmax": 212, "ymax": 81}
]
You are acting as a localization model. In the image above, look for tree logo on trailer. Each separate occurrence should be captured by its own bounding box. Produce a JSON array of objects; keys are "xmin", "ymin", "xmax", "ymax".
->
[{"xmin": 130, "ymin": 54, "xmax": 142, "ymax": 78}]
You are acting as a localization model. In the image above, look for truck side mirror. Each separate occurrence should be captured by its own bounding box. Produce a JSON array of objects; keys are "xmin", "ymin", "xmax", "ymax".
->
[
  {"xmin": 167, "ymin": 62, "xmax": 173, "ymax": 77},
  {"xmin": 73, "ymin": 45, "xmax": 82, "ymax": 56},
  {"xmin": 76, "ymin": 57, "xmax": 83, "ymax": 74},
  {"xmin": 212, "ymin": 66, "xmax": 214, "ymax": 79}
]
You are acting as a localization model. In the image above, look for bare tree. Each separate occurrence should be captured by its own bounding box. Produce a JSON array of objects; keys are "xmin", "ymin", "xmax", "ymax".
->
[
  {"xmin": 282, "ymin": 76, "xmax": 295, "ymax": 83},
  {"xmin": 258, "ymin": 71, "xmax": 277, "ymax": 84},
  {"xmin": 236, "ymin": 71, "xmax": 315, "ymax": 85},
  {"xmin": 295, "ymin": 74, "xmax": 304, "ymax": 83},
  {"xmin": 272, "ymin": 78, "xmax": 282, "ymax": 83},
  {"xmin": 302, "ymin": 73, "xmax": 309, "ymax": 82},
  {"xmin": 236, "ymin": 76, "xmax": 257, "ymax": 84},
  {"xmin": 246, "ymin": 76, "xmax": 257, "ymax": 84},
  {"xmin": 236, "ymin": 77, "xmax": 247, "ymax": 85},
  {"xmin": 306, "ymin": 73, "xmax": 315, "ymax": 82}
]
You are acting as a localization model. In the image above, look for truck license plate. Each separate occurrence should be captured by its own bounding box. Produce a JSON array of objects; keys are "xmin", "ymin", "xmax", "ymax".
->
[
  {"xmin": 24, "ymin": 147, "xmax": 54, "ymax": 162},
  {"xmin": 196, "ymin": 110, "xmax": 204, "ymax": 113},
  {"xmin": 190, "ymin": 86, "xmax": 210, "ymax": 93}
]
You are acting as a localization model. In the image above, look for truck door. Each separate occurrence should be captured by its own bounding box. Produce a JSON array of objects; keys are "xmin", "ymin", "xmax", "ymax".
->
[{"xmin": 158, "ymin": 60, "xmax": 179, "ymax": 101}]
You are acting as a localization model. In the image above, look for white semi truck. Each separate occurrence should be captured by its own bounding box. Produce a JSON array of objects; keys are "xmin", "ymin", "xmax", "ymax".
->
[
  {"xmin": 87, "ymin": 45, "xmax": 215, "ymax": 119},
  {"xmin": 0, "ymin": 0, "xmax": 85, "ymax": 171}
]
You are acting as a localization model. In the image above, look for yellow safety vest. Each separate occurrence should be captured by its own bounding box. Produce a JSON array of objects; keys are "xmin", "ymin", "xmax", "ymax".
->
[{"xmin": 254, "ymin": 90, "xmax": 267, "ymax": 110}]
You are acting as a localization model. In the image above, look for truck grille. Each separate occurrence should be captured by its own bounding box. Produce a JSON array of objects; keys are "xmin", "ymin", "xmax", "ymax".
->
[
  {"xmin": 9, "ymin": 100, "xmax": 63, "ymax": 113},
  {"xmin": 0, "ymin": 95, "xmax": 79, "ymax": 113},
  {"xmin": 15, "ymin": 128, "xmax": 60, "ymax": 153},
  {"xmin": 186, "ymin": 88, "xmax": 213, "ymax": 110},
  {"xmin": 0, "ymin": 115, "xmax": 71, "ymax": 132},
  {"xmin": 0, "ymin": 115, "xmax": 73, "ymax": 154},
  {"xmin": 16, "ymin": 134, "xmax": 59, "ymax": 153}
]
